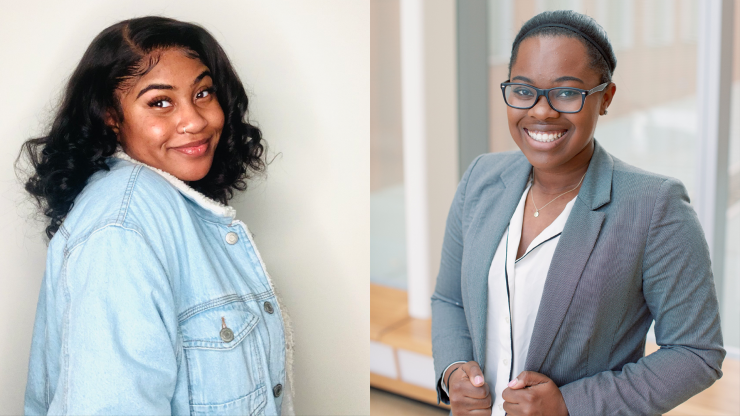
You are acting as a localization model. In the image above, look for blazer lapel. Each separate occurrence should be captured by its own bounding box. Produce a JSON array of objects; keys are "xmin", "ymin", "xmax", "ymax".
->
[
  {"xmin": 463, "ymin": 158, "xmax": 531, "ymax": 367},
  {"xmin": 524, "ymin": 141, "xmax": 614, "ymax": 373}
]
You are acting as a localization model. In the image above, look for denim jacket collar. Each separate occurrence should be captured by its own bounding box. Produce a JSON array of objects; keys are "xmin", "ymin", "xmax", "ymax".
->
[{"xmin": 112, "ymin": 149, "xmax": 237, "ymax": 221}]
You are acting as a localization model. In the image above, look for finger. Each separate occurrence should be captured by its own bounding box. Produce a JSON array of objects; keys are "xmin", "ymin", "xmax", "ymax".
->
[
  {"xmin": 462, "ymin": 361, "xmax": 485, "ymax": 387},
  {"xmin": 458, "ymin": 381, "xmax": 489, "ymax": 400},
  {"xmin": 459, "ymin": 396, "xmax": 494, "ymax": 413},
  {"xmin": 466, "ymin": 409, "xmax": 494, "ymax": 415},
  {"xmin": 449, "ymin": 394, "xmax": 491, "ymax": 415},
  {"xmin": 503, "ymin": 400, "xmax": 523, "ymax": 416},
  {"xmin": 508, "ymin": 370, "xmax": 549, "ymax": 389},
  {"xmin": 501, "ymin": 386, "xmax": 525, "ymax": 404}
]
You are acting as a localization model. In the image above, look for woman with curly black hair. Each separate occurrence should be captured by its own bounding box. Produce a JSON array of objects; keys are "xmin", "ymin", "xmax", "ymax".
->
[{"xmin": 20, "ymin": 16, "xmax": 293, "ymax": 415}]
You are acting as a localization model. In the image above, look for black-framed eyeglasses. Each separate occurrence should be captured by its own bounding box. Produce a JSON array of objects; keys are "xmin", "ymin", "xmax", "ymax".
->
[{"xmin": 500, "ymin": 81, "xmax": 609, "ymax": 113}]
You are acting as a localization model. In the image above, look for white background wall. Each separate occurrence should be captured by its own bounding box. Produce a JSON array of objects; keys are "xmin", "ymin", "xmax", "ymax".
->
[{"xmin": 0, "ymin": 1, "xmax": 369, "ymax": 414}]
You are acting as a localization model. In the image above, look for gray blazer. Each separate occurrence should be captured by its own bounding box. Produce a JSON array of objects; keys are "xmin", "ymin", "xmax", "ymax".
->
[{"xmin": 431, "ymin": 141, "xmax": 724, "ymax": 416}]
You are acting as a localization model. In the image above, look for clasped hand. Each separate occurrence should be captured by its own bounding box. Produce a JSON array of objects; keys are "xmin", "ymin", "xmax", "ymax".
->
[{"xmin": 445, "ymin": 361, "xmax": 568, "ymax": 416}]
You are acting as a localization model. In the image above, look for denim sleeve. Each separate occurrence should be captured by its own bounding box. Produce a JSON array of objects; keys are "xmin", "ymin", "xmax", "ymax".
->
[
  {"xmin": 559, "ymin": 178, "xmax": 725, "ymax": 416},
  {"xmin": 48, "ymin": 225, "xmax": 178, "ymax": 414},
  {"xmin": 431, "ymin": 155, "xmax": 483, "ymax": 405}
]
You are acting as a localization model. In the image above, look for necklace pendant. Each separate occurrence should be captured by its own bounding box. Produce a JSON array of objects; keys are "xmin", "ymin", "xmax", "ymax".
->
[{"xmin": 534, "ymin": 211, "xmax": 539, "ymax": 217}]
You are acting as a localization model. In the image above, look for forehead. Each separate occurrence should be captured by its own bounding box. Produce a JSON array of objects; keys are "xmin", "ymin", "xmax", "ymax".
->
[
  {"xmin": 511, "ymin": 36, "xmax": 599, "ymax": 86},
  {"xmin": 118, "ymin": 48, "xmax": 209, "ymax": 97},
  {"xmin": 136, "ymin": 49, "xmax": 208, "ymax": 82}
]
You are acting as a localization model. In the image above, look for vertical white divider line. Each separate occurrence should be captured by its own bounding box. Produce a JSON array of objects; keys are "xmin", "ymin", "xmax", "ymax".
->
[
  {"xmin": 401, "ymin": 0, "xmax": 432, "ymax": 319},
  {"xmin": 695, "ymin": 0, "xmax": 734, "ymax": 289}
]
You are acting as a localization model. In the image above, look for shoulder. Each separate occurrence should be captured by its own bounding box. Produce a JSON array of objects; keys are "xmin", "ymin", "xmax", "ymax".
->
[
  {"xmin": 62, "ymin": 158, "xmax": 188, "ymax": 244},
  {"xmin": 608, "ymin": 154, "xmax": 690, "ymax": 207},
  {"xmin": 467, "ymin": 150, "xmax": 527, "ymax": 179}
]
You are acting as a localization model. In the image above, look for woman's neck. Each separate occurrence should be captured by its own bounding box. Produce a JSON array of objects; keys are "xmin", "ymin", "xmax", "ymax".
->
[{"xmin": 532, "ymin": 141, "xmax": 594, "ymax": 195}]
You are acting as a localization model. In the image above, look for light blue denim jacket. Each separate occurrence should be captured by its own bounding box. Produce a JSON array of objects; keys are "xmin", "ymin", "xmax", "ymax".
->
[{"xmin": 25, "ymin": 152, "xmax": 293, "ymax": 415}]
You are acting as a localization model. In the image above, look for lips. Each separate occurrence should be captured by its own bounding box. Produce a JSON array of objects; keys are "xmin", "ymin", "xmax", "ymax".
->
[
  {"xmin": 172, "ymin": 137, "xmax": 210, "ymax": 156},
  {"xmin": 524, "ymin": 128, "xmax": 568, "ymax": 143},
  {"xmin": 173, "ymin": 138, "xmax": 209, "ymax": 149}
]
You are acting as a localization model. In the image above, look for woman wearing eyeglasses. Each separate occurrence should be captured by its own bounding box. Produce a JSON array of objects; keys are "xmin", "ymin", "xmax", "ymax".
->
[{"xmin": 432, "ymin": 10, "xmax": 724, "ymax": 416}]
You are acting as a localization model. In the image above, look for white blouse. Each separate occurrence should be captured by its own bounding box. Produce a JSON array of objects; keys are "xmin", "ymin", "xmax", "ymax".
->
[{"xmin": 484, "ymin": 182, "xmax": 577, "ymax": 415}]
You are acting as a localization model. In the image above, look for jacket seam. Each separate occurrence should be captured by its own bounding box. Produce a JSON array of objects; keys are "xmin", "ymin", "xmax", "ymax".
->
[
  {"xmin": 60, "ymin": 254, "xmax": 71, "ymax": 414},
  {"xmin": 177, "ymin": 292, "xmax": 274, "ymax": 324},
  {"xmin": 116, "ymin": 165, "xmax": 143, "ymax": 224},
  {"xmin": 462, "ymin": 154, "xmax": 486, "ymax": 209},
  {"xmin": 641, "ymin": 178, "xmax": 668, "ymax": 301}
]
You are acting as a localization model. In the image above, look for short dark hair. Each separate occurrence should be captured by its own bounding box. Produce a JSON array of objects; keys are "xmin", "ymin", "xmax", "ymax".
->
[
  {"xmin": 509, "ymin": 10, "xmax": 617, "ymax": 84},
  {"xmin": 17, "ymin": 16, "xmax": 265, "ymax": 239}
]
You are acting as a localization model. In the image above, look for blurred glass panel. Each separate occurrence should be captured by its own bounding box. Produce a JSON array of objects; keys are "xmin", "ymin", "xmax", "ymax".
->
[
  {"xmin": 722, "ymin": 0, "xmax": 740, "ymax": 352},
  {"xmin": 371, "ymin": 0, "xmax": 407, "ymax": 289},
  {"xmin": 488, "ymin": 0, "xmax": 699, "ymax": 198}
]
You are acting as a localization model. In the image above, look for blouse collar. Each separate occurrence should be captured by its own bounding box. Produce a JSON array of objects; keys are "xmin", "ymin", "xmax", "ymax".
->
[{"xmin": 111, "ymin": 149, "xmax": 237, "ymax": 220}]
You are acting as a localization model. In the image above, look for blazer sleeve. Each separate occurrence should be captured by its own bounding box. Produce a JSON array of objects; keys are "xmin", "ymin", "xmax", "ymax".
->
[
  {"xmin": 46, "ymin": 226, "xmax": 178, "ymax": 415},
  {"xmin": 559, "ymin": 177, "xmax": 725, "ymax": 416},
  {"xmin": 431, "ymin": 155, "xmax": 483, "ymax": 404}
]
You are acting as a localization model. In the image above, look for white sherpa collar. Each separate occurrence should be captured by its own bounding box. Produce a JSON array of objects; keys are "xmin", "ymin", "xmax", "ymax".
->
[{"xmin": 112, "ymin": 149, "xmax": 237, "ymax": 220}]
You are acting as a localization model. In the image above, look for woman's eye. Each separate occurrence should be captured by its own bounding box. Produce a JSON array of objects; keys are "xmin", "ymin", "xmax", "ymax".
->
[
  {"xmin": 555, "ymin": 89, "xmax": 579, "ymax": 99},
  {"xmin": 148, "ymin": 99, "xmax": 172, "ymax": 108},
  {"xmin": 196, "ymin": 88, "xmax": 214, "ymax": 99},
  {"xmin": 513, "ymin": 87, "xmax": 534, "ymax": 97}
]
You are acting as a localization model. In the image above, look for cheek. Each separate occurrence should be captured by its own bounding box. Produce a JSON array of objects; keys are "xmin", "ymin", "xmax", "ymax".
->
[
  {"xmin": 131, "ymin": 115, "xmax": 173, "ymax": 145},
  {"xmin": 208, "ymin": 106, "xmax": 225, "ymax": 132},
  {"xmin": 568, "ymin": 113, "xmax": 596, "ymax": 136},
  {"xmin": 506, "ymin": 108, "xmax": 524, "ymax": 135}
]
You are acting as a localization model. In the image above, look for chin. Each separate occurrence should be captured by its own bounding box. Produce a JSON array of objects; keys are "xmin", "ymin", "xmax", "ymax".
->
[{"xmin": 172, "ymin": 162, "xmax": 213, "ymax": 182}]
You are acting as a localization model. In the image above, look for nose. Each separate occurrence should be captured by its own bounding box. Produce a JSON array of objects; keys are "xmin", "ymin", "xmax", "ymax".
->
[
  {"xmin": 178, "ymin": 101, "xmax": 208, "ymax": 134},
  {"xmin": 527, "ymin": 95, "xmax": 560, "ymax": 120}
]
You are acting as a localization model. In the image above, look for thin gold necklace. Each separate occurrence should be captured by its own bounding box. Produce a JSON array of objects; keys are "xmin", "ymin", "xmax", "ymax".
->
[{"xmin": 530, "ymin": 170, "xmax": 587, "ymax": 217}]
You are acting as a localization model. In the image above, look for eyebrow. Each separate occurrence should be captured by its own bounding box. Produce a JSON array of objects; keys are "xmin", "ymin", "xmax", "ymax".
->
[
  {"xmin": 135, "ymin": 70, "xmax": 213, "ymax": 99},
  {"xmin": 136, "ymin": 84, "xmax": 172, "ymax": 99},
  {"xmin": 511, "ymin": 75, "xmax": 585, "ymax": 84},
  {"xmin": 553, "ymin": 76, "xmax": 584, "ymax": 84}
]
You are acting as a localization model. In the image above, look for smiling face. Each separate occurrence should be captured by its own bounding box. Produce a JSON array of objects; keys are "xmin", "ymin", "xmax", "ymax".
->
[
  {"xmin": 110, "ymin": 48, "xmax": 224, "ymax": 182},
  {"xmin": 507, "ymin": 36, "xmax": 616, "ymax": 172}
]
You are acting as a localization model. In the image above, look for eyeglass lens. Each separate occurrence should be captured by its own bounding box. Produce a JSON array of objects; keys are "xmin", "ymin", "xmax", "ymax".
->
[{"xmin": 504, "ymin": 85, "xmax": 583, "ymax": 112}]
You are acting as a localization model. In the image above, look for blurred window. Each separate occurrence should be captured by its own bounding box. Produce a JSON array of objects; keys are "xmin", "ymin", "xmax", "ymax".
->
[
  {"xmin": 536, "ymin": 0, "xmax": 583, "ymax": 14},
  {"xmin": 722, "ymin": 0, "xmax": 740, "ymax": 354},
  {"xmin": 488, "ymin": 0, "xmax": 513, "ymax": 65},
  {"xmin": 679, "ymin": 0, "xmax": 700, "ymax": 43},
  {"xmin": 595, "ymin": 0, "xmax": 634, "ymax": 51},
  {"xmin": 643, "ymin": 0, "xmax": 675, "ymax": 47},
  {"xmin": 371, "ymin": 0, "xmax": 407, "ymax": 289}
]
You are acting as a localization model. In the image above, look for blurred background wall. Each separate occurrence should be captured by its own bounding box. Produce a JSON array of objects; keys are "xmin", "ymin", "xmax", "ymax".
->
[
  {"xmin": 371, "ymin": 0, "xmax": 739, "ymax": 414},
  {"xmin": 0, "ymin": 1, "xmax": 369, "ymax": 414}
]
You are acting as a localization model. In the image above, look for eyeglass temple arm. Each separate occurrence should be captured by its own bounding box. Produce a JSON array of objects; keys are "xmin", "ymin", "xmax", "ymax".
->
[{"xmin": 588, "ymin": 82, "xmax": 609, "ymax": 94}]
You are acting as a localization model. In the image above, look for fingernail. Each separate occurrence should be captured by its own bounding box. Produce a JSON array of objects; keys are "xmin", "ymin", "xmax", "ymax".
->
[
  {"xmin": 474, "ymin": 376, "xmax": 483, "ymax": 385},
  {"xmin": 508, "ymin": 378, "xmax": 517, "ymax": 387}
]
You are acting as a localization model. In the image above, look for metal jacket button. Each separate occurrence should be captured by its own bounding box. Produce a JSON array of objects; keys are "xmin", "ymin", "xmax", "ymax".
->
[
  {"xmin": 264, "ymin": 301, "xmax": 274, "ymax": 314},
  {"xmin": 273, "ymin": 384, "xmax": 283, "ymax": 397},
  {"xmin": 225, "ymin": 232, "xmax": 239, "ymax": 245},
  {"xmin": 220, "ymin": 317, "xmax": 234, "ymax": 342},
  {"xmin": 220, "ymin": 327, "xmax": 234, "ymax": 342}
]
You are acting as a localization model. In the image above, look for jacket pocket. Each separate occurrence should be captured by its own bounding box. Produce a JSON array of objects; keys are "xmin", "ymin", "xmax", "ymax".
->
[{"xmin": 181, "ymin": 299, "xmax": 267, "ymax": 414}]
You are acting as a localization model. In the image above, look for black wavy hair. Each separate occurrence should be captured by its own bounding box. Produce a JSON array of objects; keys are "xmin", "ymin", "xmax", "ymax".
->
[
  {"xmin": 509, "ymin": 10, "xmax": 617, "ymax": 84},
  {"xmin": 17, "ymin": 16, "xmax": 265, "ymax": 239}
]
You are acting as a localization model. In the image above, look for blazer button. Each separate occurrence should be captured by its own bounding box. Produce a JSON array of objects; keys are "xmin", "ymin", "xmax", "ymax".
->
[
  {"xmin": 273, "ymin": 383, "xmax": 283, "ymax": 397},
  {"xmin": 225, "ymin": 232, "xmax": 239, "ymax": 245},
  {"xmin": 264, "ymin": 301, "xmax": 274, "ymax": 314}
]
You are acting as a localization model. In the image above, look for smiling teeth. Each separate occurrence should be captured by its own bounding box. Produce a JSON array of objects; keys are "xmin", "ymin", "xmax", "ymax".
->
[{"xmin": 527, "ymin": 130, "xmax": 566, "ymax": 142}]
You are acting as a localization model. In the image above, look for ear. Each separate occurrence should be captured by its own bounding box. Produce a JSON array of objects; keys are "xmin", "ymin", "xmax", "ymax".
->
[
  {"xmin": 601, "ymin": 82, "xmax": 617, "ymax": 115},
  {"xmin": 104, "ymin": 109, "xmax": 120, "ymax": 135}
]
